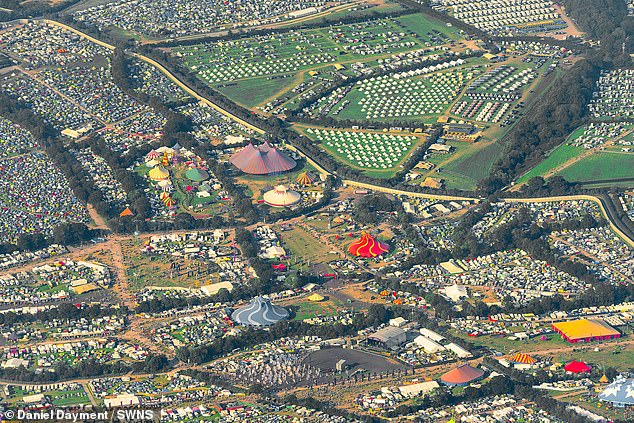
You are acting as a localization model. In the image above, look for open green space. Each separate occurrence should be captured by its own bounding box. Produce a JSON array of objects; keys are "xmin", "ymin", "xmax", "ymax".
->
[
  {"xmin": 557, "ymin": 152, "xmax": 634, "ymax": 183},
  {"xmin": 173, "ymin": 12, "xmax": 460, "ymax": 106},
  {"xmin": 291, "ymin": 297, "xmax": 346, "ymax": 321},
  {"xmin": 444, "ymin": 141, "xmax": 505, "ymax": 182},
  {"xmin": 517, "ymin": 144, "xmax": 586, "ymax": 184},
  {"xmin": 215, "ymin": 75, "xmax": 297, "ymax": 108}
]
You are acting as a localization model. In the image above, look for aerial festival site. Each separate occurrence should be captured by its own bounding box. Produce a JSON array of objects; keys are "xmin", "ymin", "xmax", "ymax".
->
[{"xmin": 0, "ymin": 0, "xmax": 632, "ymax": 422}]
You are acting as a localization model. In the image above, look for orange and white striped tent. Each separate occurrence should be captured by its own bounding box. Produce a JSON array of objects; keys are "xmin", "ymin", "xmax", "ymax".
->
[{"xmin": 509, "ymin": 353, "xmax": 536, "ymax": 364}]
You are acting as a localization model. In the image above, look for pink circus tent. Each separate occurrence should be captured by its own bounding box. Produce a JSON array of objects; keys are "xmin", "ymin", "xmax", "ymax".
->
[{"xmin": 230, "ymin": 142, "xmax": 296, "ymax": 175}]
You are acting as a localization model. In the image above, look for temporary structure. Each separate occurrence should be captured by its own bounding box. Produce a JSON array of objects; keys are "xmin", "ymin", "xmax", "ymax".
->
[
  {"xmin": 148, "ymin": 166, "xmax": 169, "ymax": 181},
  {"xmin": 440, "ymin": 364, "xmax": 485, "ymax": 386},
  {"xmin": 230, "ymin": 142, "xmax": 296, "ymax": 175},
  {"xmin": 348, "ymin": 233, "xmax": 389, "ymax": 258},
  {"xmin": 263, "ymin": 185, "xmax": 301, "ymax": 207},
  {"xmin": 231, "ymin": 296, "xmax": 289, "ymax": 326}
]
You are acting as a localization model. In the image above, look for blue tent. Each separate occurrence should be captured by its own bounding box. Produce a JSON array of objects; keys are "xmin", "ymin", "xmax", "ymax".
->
[{"xmin": 599, "ymin": 377, "xmax": 634, "ymax": 407}]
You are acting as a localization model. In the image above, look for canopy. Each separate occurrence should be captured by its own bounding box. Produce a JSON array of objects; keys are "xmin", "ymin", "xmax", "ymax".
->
[
  {"xmin": 119, "ymin": 207, "xmax": 134, "ymax": 217},
  {"xmin": 440, "ymin": 364, "xmax": 484, "ymax": 386},
  {"xmin": 509, "ymin": 353, "xmax": 536, "ymax": 364},
  {"xmin": 263, "ymin": 185, "xmax": 301, "ymax": 207},
  {"xmin": 230, "ymin": 142, "xmax": 296, "ymax": 175},
  {"xmin": 162, "ymin": 197, "xmax": 175, "ymax": 207},
  {"xmin": 145, "ymin": 150, "xmax": 160, "ymax": 161},
  {"xmin": 564, "ymin": 361, "xmax": 591, "ymax": 373},
  {"xmin": 599, "ymin": 377, "xmax": 634, "ymax": 406},
  {"xmin": 148, "ymin": 166, "xmax": 169, "ymax": 181},
  {"xmin": 296, "ymin": 171, "xmax": 317, "ymax": 185},
  {"xmin": 348, "ymin": 233, "xmax": 389, "ymax": 258},
  {"xmin": 185, "ymin": 168, "xmax": 209, "ymax": 182},
  {"xmin": 231, "ymin": 296, "xmax": 289, "ymax": 326},
  {"xmin": 308, "ymin": 293, "xmax": 325, "ymax": 302}
]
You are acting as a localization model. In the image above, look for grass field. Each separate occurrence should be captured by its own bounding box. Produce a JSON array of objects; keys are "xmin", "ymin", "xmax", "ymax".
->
[
  {"xmin": 557, "ymin": 152, "xmax": 634, "ymax": 183},
  {"xmin": 444, "ymin": 141, "xmax": 504, "ymax": 183},
  {"xmin": 173, "ymin": 12, "xmax": 459, "ymax": 107},
  {"xmin": 289, "ymin": 297, "xmax": 346, "ymax": 321},
  {"xmin": 279, "ymin": 225, "xmax": 335, "ymax": 272},
  {"xmin": 216, "ymin": 75, "xmax": 297, "ymax": 108},
  {"xmin": 516, "ymin": 126, "xmax": 589, "ymax": 184},
  {"xmin": 517, "ymin": 144, "xmax": 586, "ymax": 184}
]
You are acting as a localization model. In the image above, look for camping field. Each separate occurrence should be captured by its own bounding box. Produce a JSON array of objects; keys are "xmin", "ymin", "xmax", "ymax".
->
[
  {"xmin": 557, "ymin": 152, "xmax": 634, "ymax": 185},
  {"xmin": 298, "ymin": 126, "xmax": 426, "ymax": 178},
  {"xmin": 170, "ymin": 12, "xmax": 460, "ymax": 108}
]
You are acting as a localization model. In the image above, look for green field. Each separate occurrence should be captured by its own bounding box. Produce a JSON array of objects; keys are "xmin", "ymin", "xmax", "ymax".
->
[
  {"xmin": 216, "ymin": 75, "xmax": 298, "ymax": 108},
  {"xmin": 517, "ymin": 144, "xmax": 586, "ymax": 184},
  {"xmin": 173, "ymin": 12, "xmax": 459, "ymax": 107},
  {"xmin": 444, "ymin": 141, "xmax": 504, "ymax": 182},
  {"xmin": 292, "ymin": 297, "xmax": 346, "ymax": 321},
  {"xmin": 557, "ymin": 152, "xmax": 634, "ymax": 183}
]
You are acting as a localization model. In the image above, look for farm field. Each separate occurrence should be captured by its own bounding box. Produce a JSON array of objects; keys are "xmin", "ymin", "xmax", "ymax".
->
[{"xmin": 556, "ymin": 152, "xmax": 634, "ymax": 184}]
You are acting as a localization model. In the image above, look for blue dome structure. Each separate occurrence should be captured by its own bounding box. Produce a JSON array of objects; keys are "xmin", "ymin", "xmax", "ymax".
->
[{"xmin": 231, "ymin": 296, "xmax": 289, "ymax": 326}]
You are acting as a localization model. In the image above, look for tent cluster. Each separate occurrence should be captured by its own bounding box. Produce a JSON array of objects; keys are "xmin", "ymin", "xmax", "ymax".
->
[
  {"xmin": 348, "ymin": 233, "xmax": 390, "ymax": 258},
  {"xmin": 0, "ymin": 117, "xmax": 38, "ymax": 158},
  {"xmin": 432, "ymin": 0, "xmax": 564, "ymax": 35},
  {"xmin": 352, "ymin": 69, "xmax": 467, "ymax": 119},
  {"xmin": 72, "ymin": 148, "xmax": 128, "ymax": 209},
  {"xmin": 0, "ymin": 151, "xmax": 89, "ymax": 242},
  {"xmin": 307, "ymin": 128, "xmax": 415, "ymax": 169},
  {"xmin": 589, "ymin": 69, "xmax": 634, "ymax": 119},
  {"xmin": 196, "ymin": 51, "xmax": 335, "ymax": 83},
  {"xmin": 73, "ymin": 0, "xmax": 330, "ymax": 37}
]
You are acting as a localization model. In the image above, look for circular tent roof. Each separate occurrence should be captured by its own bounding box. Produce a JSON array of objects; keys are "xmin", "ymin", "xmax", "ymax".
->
[
  {"xmin": 440, "ymin": 364, "xmax": 485, "ymax": 386},
  {"xmin": 231, "ymin": 296, "xmax": 289, "ymax": 326},
  {"xmin": 230, "ymin": 142, "xmax": 296, "ymax": 175},
  {"xmin": 148, "ymin": 166, "xmax": 170, "ymax": 181},
  {"xmin": 296, "ymin": 171, "xmax": 317, "ymax": 185},
  {"xmin": 185, "ymin": 168, "xmax": 209, "ymax": 182},
  {"xmin": 348, "ymin": 233, "xmax": 389, "ymax": 258},
  {"xmin": 509, "ymin": 353, "xmax": 536, "ymax": 364},
  {"xmin": 308, "ymin": 293, "xmax": 325, "ymax": 302},
  {"xmin": 263, "ymin": 185, "xmax": 301, "ymax": 207},
  {"xmin": 599, "ymin": 377, "xmax": 634, "ymax": 406}
]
